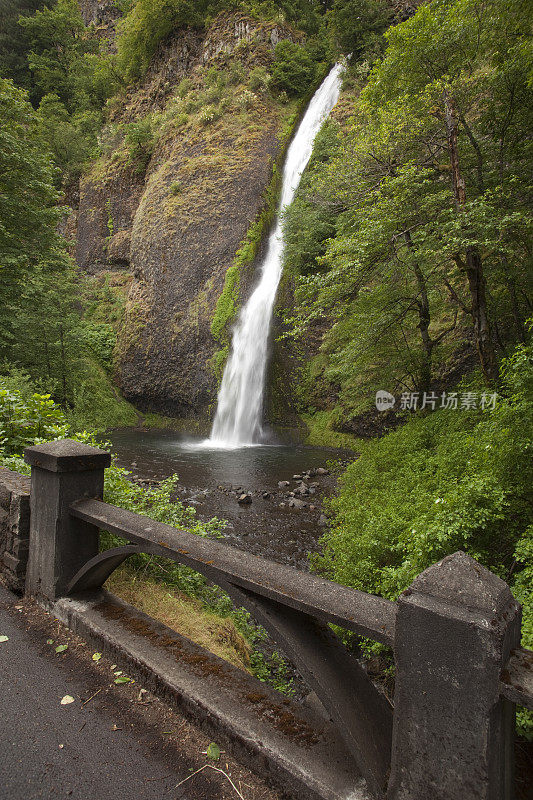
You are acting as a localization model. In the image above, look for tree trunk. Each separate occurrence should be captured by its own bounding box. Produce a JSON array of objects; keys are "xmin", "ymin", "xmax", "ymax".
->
[
  {"xmin": 405, "ymin": 232, "xmax": 433, "ymax": 394},
  {"xmin": 443, "ymin": 89, "xmax": 498, "ymax": 384},
  {"xmin": 58, "ymin": 324, "xmax": 68, "ymax": 405}
]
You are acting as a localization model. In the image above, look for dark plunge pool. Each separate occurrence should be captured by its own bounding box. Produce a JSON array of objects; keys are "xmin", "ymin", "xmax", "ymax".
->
[{"xmin": 105, "ymin": 429, "xmax": 356, "ymax": 569}]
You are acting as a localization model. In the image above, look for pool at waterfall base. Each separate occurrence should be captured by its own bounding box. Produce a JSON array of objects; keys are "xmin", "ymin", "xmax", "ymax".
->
[{"xmin": 107, "ymin": 428, "xmax": 356, "ymax": 569}]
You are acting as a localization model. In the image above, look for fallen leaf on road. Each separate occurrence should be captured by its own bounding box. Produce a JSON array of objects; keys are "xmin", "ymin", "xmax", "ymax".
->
[
  {"xmin": 206, "ymin": 742, "xmax": 221, "ymax": 761},
  {"xmin": 46, "ymin": 639, "xmax": 54, "ymax": 645},
  {"xmin": 61, "ymin": 695, "xmax": 75, "ymax": 705},
  {"xmin": 0, "ymin": 636, "xmax": 9, "ymax": 643},
  {"xmin": 92, "ymin": 652, "xmax": 102, "ymax": 662},
  {"xmin": 114, "ymin": 675, "xmax": 130, "ymax": 684},
  {"xmin": 113, "ymin": 670, "xmax": 122, "ymax": 676},
  {"xmin": 55, "ymin": 644, "xmax": 68, "ymax": 654}
]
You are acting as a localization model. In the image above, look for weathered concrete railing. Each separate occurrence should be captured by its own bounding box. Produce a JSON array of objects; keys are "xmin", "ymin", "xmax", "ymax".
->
[{"xmin": 20, "ymin": 439, "xmax": 533, "ymax": 800}]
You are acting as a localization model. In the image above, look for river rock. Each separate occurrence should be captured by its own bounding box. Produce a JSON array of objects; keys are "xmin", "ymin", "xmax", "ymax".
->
[
  {"xmin": 318, "ymin": 513, "xmax": 328, "ymax": 526},
  {"xmin": 316, "ymin": 467, "xmax": 330, "ymax": 476},
  {"xmin": 237, "ymin": 493, "xmax": 252, "ymax": 505},
  {"xmin": 292, "ymin": 474, "xmax": 303, "ymax": 480},
  {"xmin": 278, "ymin": 480, "xmax": 290, "ymax": 489},
  {"xmin": 262, "ymin": 492, "xmax": 271, "ymax": 499},
  {"xmin": 289, "ymin": 498, "xmax": 306, "ymax": 509}
]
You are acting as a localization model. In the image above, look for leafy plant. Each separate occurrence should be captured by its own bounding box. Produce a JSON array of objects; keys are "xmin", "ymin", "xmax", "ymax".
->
[
  {"xmin": 124, "ymin": 117, "xmax": 154, "ymax": 169},
  {"xmin": 270, "ymin": 40, "xmax": 317, "ymax": 97},
  {"xmin": 248, "ymin": 66, "xmax": 270, "ymax": 93},
  {"xmin": 0, "ymin": 386, "xmax": 68, "ymax": 454}
]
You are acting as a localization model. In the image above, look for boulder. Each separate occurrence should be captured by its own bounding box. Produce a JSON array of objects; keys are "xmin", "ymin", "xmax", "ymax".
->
[
  {"xmin": 237, "ymin": 493, "xmax": 252, "ymax": 505},
  {"xmin": 289, "ymin": 498, "xmax": 306, "ymax": 509}
]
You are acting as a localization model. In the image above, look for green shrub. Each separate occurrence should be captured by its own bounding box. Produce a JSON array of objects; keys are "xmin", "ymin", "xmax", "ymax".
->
[
  {"xmin": 270, "ymin": 40, "xmax": 317, "ymax": 96},
  {"xmin": 176, "ymin": 76, "xmax": 193, "ymax": 97},
  {"xmin": 227, "ymin": 59, "xmax": 245, "ymax": 86},
  {"xmin": 67, "ymin": 360, "xmax": 138, "ymax": 431},
  {"xmin": 236, "ymin": 88, "xmax": 256, "ymax": 110},
  {"xmin": 79, "ymin": 321, "xmax": 116, "ymax": 369},
  {"xmin": 0, "ymin": 386, "xmax": 68, "ymax": 454},
  {"xmin": 249, "ymin": 65, "xmax": 270, "ymax": 93},
  {"xmin": 199, "ymin": 105, "xmax": 220, "ymax": 125},
  {"xmin": 124, "ymin": 116, "xmax": 154, "ymax": 168},
  {"xmin": 182, "ymin": 95, "xmax": 200, "ymax": 114}
]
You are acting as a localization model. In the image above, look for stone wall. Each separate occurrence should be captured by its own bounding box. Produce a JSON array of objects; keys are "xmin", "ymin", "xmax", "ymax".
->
[{"xmin": 0, "ymin": 468, "xmax": 31, "ymax": 592}]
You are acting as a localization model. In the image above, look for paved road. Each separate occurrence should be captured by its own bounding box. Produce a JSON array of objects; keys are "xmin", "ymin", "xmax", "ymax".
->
[{"xmin": 0, "ymin": 584, "xmax": 277, "ymax": 800}]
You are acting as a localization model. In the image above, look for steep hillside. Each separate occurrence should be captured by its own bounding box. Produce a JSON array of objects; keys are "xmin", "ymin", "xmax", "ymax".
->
[{"xmin": 73, "ymin": 11, "xmax": 304, "ymax": 416}]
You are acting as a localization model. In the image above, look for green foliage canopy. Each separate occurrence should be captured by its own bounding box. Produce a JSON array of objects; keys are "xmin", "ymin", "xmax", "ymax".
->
[
  {"xmin": 270, "ymin": 39, "xmax": 318, "ymax": 96},
  {"xmin": 327, "ymin": 0, "xmax": 391, "ymax": 60},
  {"xmin": 283, "ymin": 0, "xmax": 533, "ymax": 414},
  {"xmin": 0, "ymin": 78, "xmax": 67, "ymax": 336}
]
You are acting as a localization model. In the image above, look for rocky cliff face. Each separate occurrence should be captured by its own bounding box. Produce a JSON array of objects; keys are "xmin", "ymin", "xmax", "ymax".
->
[{"xmin": 73, "ymin": 13, "xmax": 299, "ymax": 417}]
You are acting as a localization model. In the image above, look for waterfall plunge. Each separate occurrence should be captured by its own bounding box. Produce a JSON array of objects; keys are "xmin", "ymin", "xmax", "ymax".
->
[{"xmin": 208, "ymin": 64, "xmax": 344, "ymax": 448}]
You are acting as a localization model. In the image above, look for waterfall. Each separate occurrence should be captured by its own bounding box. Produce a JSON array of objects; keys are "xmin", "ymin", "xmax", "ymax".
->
[{"xmin": 208, "ymin": 64, "xmax": 344, "ymax": 448}]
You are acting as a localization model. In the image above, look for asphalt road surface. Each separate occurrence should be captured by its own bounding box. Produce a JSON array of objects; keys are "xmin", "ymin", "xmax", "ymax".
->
[{"xmin": 0, "ymin": 583, "xmax": 278, "ymax": 800}]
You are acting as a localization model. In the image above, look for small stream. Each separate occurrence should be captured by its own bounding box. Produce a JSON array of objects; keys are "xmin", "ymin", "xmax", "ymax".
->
[{"xmin": 107, "ymin": 429, "xmax": 355, "ymax": 569}]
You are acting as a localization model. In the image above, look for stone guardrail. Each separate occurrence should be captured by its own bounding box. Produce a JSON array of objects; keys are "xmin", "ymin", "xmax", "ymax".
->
[{"xmin": 15, "ymin": 439, "xmax": 533, "ymax": 800}]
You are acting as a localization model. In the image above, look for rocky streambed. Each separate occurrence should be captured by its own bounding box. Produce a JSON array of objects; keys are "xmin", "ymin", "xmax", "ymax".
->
[{"xmin": 106, "ymin": 428, "xmax": 356, "ymax": 570}]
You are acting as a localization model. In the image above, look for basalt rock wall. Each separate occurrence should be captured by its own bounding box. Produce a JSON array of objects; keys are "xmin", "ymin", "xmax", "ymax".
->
[{"xmin": 73, "ymin": 12, "xmax": 300, "ymax": 417}]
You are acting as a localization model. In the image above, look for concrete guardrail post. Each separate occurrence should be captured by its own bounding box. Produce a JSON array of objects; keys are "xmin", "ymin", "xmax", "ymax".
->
[
  {"xmin": 24, "ymin": 439, "xmax": 111, "ymax": 601},
  {"xmin": 388, "ymin": 551, "xmax": 521, "ymax": 800}
]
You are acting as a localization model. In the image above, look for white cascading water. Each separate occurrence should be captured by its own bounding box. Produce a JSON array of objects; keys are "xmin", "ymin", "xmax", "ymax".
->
[{"xmin": 208, "ymin": 64, "xmax": 344, "ymax": 448}]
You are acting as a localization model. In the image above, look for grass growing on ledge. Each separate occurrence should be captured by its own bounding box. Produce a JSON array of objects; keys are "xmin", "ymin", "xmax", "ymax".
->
[{"xmin": 107, "ymin": 567, "xmax": 252, "ymax": 672}]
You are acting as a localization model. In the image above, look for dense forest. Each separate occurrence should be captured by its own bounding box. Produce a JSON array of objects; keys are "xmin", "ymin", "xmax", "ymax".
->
[{"xmin": 0, "ymin": 0, "xmax": 532, "ymax": 735}]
